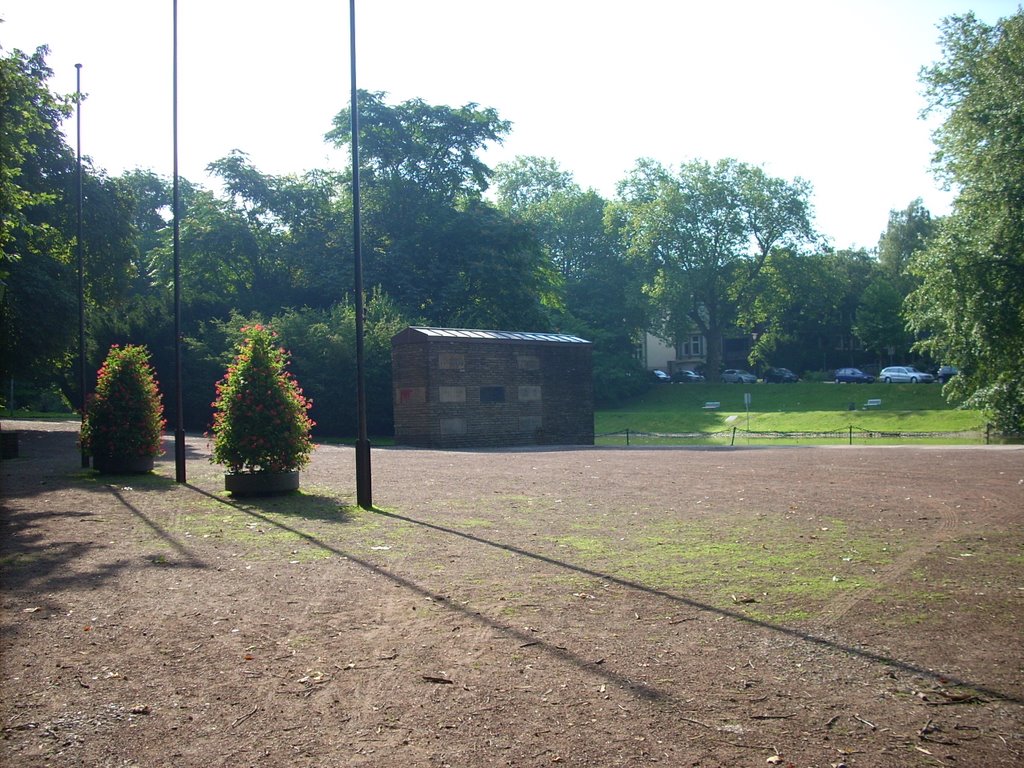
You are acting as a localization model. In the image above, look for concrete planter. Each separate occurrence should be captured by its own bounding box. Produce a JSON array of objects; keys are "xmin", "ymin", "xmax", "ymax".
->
[
  {"xmin": 93, "ymin": 454, "xmax": 155, "ymax": 474},
  {"xmin": 225, "ymin": 470, "xmax": 300, "ymax": 497}
]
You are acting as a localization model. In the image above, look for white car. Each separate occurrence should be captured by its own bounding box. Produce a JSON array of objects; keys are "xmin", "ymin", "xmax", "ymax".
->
[
  {"xmin": 879, "ymin": 366, "xmax": 935, "ymax": 383},
  {"xmin": 720, "ymin": 369, "xmax": 758, "ymax": 384}
]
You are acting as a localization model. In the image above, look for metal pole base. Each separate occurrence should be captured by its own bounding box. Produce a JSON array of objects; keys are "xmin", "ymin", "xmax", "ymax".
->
[
  {"xmin": 175, "ymin": 428, "xmax": 187, "ymax": 483},
  {"xmin": 355, "ymin": 438, "xmax": 372, "ymax": 509}
]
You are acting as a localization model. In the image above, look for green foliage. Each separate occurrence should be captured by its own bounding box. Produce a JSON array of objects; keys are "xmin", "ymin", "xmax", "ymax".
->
[
  {"xmin": 854, "ymin": 278, "xmax": 914, "ymax": 355},
  {"xmin": 493, "ymin": 155, "xmax": 576, "ymax": 211},
  {"xmin": 494, "ymin": 157, "xmax": 649, "ymax": 405},
  {"xmin": 0, "ymin": 45, "xmax": 73, "ymax": 267},
  {"xmin": 747, "ymin": 248, "xmax": 877, "ymax": 372},
  {"xmin": 1, "ymin": 46, "xmax": 138, "ymax": 400},
  {"xmin": 80, "ymin": 345, "xmax": 166, "ymax": 458},
  {"xmin": 328, "ymin": 90, "xmax": 510, "ymax": 201},
  {"xmin": 188, "ymin": 293, "xmax": 407, "ymax": 438},
  {"xmin": 325, "ymin": 95, "xmax": 560, "ymax": 330},
  {"xmin": 1, "ymin": 46, "xmax": 76, "ymax": 383},
  {"xmin": 272, "ymin": 292, "xmax": 407, "ymax": 436},
  {"xmin": 210, "ymin": 325, "xmax": 314, "ymax": 474},
  {"xmin": 876, "ymin": 199, "xmax": 935, "ymax": 283},
  {"xmin": 612, "ymin": 158, "xmax": 815, "ymax": 378},
  {"xmin": 908, "ymin": 10, "xmax": 1024, "ymax": 431}
]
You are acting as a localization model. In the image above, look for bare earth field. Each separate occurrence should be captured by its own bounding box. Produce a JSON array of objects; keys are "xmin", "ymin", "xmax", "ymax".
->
[{"xmin": 1, "ymin": 419, "xmax": 1022, "ymax": 768}]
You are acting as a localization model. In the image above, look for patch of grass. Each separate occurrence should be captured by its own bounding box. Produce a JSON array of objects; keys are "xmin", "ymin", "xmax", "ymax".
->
[
  {"xmin": 450, "ymin": 518, "xmax": 496, "ymax": 530},
  {"xmin": 0, "ymin": 552, "xmax": 39, "ymax": 568},
  {"xmin": 550, "ymin": 535, "xmax": 618, "ymax": 559},
  {"xmin": 596, "ymin": 382, "xmax": 984, "ymax": 440},
  {"xmin": 531, "ymin": 514, "xmax": 903, "ymax": 622}
]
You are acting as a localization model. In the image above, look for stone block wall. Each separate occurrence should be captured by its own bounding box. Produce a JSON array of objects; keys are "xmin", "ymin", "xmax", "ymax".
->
[{"xmin": 391, "ymin": 327, "xmax": 594, "ymax": 449}]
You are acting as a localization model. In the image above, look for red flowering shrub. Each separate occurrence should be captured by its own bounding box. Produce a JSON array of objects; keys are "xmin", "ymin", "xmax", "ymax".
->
[
  {"xmin": 80, "ymin": 345, "xmax": 166, "ymax": 458},
  {"xmin": 210, "ymin": 325, "xmax": 315, "ymax": 474}
]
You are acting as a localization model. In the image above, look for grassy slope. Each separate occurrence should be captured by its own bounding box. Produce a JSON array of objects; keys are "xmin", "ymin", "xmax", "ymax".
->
[{"xmin": 595, "ymin": 382, "xmax": 984, "ymax": 436}]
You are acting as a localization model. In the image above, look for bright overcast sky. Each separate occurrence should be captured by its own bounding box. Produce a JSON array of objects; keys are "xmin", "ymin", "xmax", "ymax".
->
[{"xmin": 2, "ymin": 0, "xmax": 1020, "ymax": 249}]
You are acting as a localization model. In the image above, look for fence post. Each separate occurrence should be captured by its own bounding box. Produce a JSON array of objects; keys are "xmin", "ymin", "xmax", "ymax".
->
[
  {"xmin": 731, "ymin": 426, "xmax": 736, "ymax": 446},
  {"xmin": 625, "ymin": 428, "xmax": 630, "ymax": 447},
  {"xmin": 849, "ymin": 425, "xmax": 853, "ymax": 446},
  {"xmin": 985, "ymin": 423, "xmax": 990, "ymax": 445}
]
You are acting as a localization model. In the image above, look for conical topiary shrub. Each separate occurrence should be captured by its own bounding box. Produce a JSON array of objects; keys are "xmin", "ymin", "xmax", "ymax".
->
[
  {"xmin": 210, "ymin": 325, "xmax": 314, "ymax": 493},
  {"xmin": 80, "ymin": 344, "xmax": 166, "ymax": 473}
]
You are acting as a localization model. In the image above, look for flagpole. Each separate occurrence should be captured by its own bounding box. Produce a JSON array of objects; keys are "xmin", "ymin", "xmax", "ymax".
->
[
  {"xmin": 350, "ymin": 0, "xmax": 372, "ymax": 508},
  {"xmin": 172, "ymin": 0, "xmax": 186, "ymax": 482},
  {"xmin": 76, "ymin": 63, "xmax": 89, "ymax": 468}
]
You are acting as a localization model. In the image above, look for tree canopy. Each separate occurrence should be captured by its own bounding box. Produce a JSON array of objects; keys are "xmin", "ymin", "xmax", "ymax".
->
[
  {"xmin": 907, "ymin": 9, "xmax": 1024, "ymax": 430},
  {"xmin": 611, "ymin": 158, "xmax": 815, "ymax": 377}
]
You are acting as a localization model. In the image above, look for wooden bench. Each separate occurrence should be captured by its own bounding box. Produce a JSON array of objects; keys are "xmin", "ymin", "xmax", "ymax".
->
[
  {"xmin": 702, "ymin": 401, "xmax": 720, "ymax": 410},
  {"xmin": 864, "ymin": 398, "xmax": 882, "ymax": 408}
]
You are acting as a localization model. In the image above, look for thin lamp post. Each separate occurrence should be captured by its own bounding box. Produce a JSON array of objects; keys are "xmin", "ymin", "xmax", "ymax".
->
[
  {"xmin": 350, "ymin": 0, "xmax": 372, "ymax": 508},
  {"xmin": 172, "ymin": 0, "xmax": 186, "ymax": 482},
  {"xmin": 75, "ymin": 63, "xmax": 88, "ymax": 468}
]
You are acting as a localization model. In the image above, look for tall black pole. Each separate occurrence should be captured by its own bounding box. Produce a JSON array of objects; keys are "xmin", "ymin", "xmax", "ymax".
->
[
  {"xmin": 75, "ymin": 63, "xmax": 89, "ymax": 468},
  {"xmin": 350, "ymin": 0, "xmax": 372, "ymax": 508},
  {"xmin": 172, "ymin": 0, "xmax": 186, "ymax": 482}
]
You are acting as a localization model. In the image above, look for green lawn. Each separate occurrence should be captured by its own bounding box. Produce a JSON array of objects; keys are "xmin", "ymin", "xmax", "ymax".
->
[{"xmin": 596, "ymin": 382, "xmax": 985, "ymax": 442}]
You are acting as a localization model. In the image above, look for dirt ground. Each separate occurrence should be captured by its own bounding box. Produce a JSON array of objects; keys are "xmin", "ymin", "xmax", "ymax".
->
[{"xmin": 1, "ymin": 419, "xmax": 1022, "ymax": 768}]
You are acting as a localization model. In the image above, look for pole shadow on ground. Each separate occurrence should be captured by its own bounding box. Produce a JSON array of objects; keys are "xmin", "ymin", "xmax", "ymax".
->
[
  {"xmin": 370, "ymin": 507, "xmax": 1023, "ymax": 706},
  {"xmin": 190, "ymin": 485, "xmax": 669, "ymax": 702}
]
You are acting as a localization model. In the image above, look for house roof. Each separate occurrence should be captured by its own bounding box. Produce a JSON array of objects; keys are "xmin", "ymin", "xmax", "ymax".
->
[{"xmin": 394, "ymin": 326, "xmax": 591, "ymax": 345}]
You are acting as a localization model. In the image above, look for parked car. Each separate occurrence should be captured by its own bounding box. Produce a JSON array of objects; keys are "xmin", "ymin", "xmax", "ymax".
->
[
  {"xmin": 879, "ymin": 366, "xmax": 935, "ymax": 383},
  {"xmin": 651, "ymin": 369, "xmax": 672, "ymax": 383},
  {"xmin": 834, "ymin": 367, "xmax": 875, "ymax": 384},
  {"xmin": 672, "ymin": 369, "xmax": 705, "ymax": 383},
  {"xmin": 937, "ymin": 365, "xmax": 958, "ymax": 384},
  {"xmin": 763, "ymin": 367, "xmax": 799, "ymax": 383},
  {"xmin": 721, "ymin": 369, "xmax": 758, "ymax": 384}
]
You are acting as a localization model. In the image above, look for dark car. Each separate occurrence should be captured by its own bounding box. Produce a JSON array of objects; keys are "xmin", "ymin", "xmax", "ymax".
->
[
  {"xmin": 651, "ymin": 369, "xmax": 672, "ymax": 383},
  {"xmin": 834, "ymin": 367, "xmax": 874, "ymax": 384},
  {"xmin": 763, "ymin": 367, "xmax": 798, "ymax": 383},
  {"xmin": 937, "ymin": 365, "xmax": 958, "ymax": 384},
  {"xmin": 672, "ymin": 369, "xmax": 705, "ymax": 383}
]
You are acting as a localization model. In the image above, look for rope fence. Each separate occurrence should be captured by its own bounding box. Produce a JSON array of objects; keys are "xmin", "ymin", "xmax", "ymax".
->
[{"xmin": 596, "ymin": 425, "xmax": 1022, "ymax": 446}]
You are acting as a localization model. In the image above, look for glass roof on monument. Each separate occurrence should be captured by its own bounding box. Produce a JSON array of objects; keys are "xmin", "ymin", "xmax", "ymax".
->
[{"xmin": 410, "ymin": 327, "xmax": 590, "ymax": 344}]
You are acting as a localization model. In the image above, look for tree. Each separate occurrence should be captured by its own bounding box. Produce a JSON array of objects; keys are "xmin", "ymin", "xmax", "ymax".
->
[
  {"xmin": 493, "ymin": 155, "xmax": 576, "ymax": 212},
  {"xmin": 907, "ymin": 10, "xmax": 1024, "ymax": 430},
  {"xmin": 0, "ymin": 46, "xmax": 77, "ymax": 384},
  {"xmin": 731, "ymin": 163, "xmax": 816, "ymax": 313},
  {"xmin": 853, "ymin": 278, "xmax": 914, "ymax": 360},
  {"xmin": 1, "ymin": 46, "xmax": 136, "ymax": 404},
  {"xmin": 877, "ymin": 198, "xmax": 935, "ymax": 284},
  {"xmin": 327, "ymin": 90, "xmax": 509, "ymax": 203},
  {"xmin": 746, "ymin": 248, "xmax": 875, "ymax": 373},
  {"xmin": 612, "ymin": 159, "xmax": 742, "ymax": 377},
  {"xmin": 611, "ymin": 158, "xmax": 814, "ymax": 378},
  {"xmin": 207, "ymin": 152, "xmax": 352, "ymax": 310},
  {"xmin": 495, "ymin": 156, "xmax": 648, "ymax": 403},
  {"xmin": 850, "ymin": 199, "xmax": 938, "ymax": 367},
  {"xmin": 327, "ymin": 92, "xmax": 558, "ymax": 329}
]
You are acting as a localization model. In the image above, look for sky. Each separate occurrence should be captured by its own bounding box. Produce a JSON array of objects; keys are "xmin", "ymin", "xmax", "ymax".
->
[{"xmin": 2, "ymin": 0, "xmax": 1020, "ymax": 250}]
